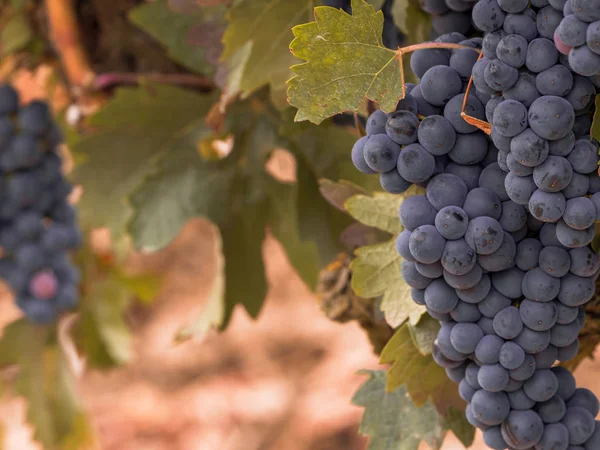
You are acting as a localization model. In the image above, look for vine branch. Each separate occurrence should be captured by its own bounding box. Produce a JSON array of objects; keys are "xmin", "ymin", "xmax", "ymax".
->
[{"xmin": 45, "ymin": 0, "xmax": 95, "ymax": 91}]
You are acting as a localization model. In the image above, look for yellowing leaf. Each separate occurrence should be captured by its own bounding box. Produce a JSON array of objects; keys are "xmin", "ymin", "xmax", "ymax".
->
[
  {"xmin": 345, "ymin": 192, "xmax": 403, "ymax": 234},
  {"xmin": 591, "ymin": 95, "xmax": 600, "ymax": 143},
  {"xmin": 380, "ymin": 280, "xmax": 425, "ymax": 328},
  {"xmin": 288, "ymin": 0, "xmax": 402, "ymax": 124},
  {"xmin": 408, "ymin": 314, "xmax": 439, "ymax": 356},
  {"xmin": 351, "ymin": 238, "xmax": 401, "ymax": 298}
]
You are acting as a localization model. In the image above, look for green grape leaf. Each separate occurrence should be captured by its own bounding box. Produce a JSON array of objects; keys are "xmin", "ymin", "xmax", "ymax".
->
[
  {"xmin": 591, "ymin": 95, "xmax": 600, "ymax": 143},
  {"xmin": 288, "ymin": 0, "xmax": 402, "ymax": 124},
  {"xmin": 352, "ymin": 370, "xmax": 457, "ymax": 450},
  {"xmin": 408, "ymin": 314, "xmax": 439, "ymax": 356},
  {"xmin": 319, "ymin": 179, "xmax": 368, "ymax": 212},
  {"xmin": 351, "ymin": 238, "xmax": 402, "ymax": 298},
  {"xmin": 380, "ymin": 323, "xmax": 467, "ymax": 415},
  {"xmin": 345, "ymin": 192, "xmax": 403, "ymax": 234},
  {"xmin": 221, "ymin": 0, "xmax": 312, "ymax": 108},
  {"xmin": 71, "ymin": 84, "xmax": 218, "ymax": 238},
  {"xmin": 0, "ymin": 11, "xmax": 32, "ymax": 56},
  {"xmin": 380, "ymin": 279, "xmax": 425, "ymax": 328},
  {"xmin": 129, "ymin": 0, "xmax": 225, "ymax": 75},
  {"xmin": 0, "ymin": 321, "xmax": 96, "ymax": 450}
]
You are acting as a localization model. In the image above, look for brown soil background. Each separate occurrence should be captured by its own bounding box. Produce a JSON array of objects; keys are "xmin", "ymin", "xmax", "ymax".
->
[{"xmin": 0, "ymin": 219, "xmax": 599, "ymax": 450}]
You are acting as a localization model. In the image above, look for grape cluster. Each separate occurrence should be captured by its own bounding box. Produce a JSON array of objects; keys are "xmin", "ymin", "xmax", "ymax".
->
[
  {"xmin": 554, "ymin": 0, "xmax": 600, "ymax": 77},
  {"xmin": 350, "ymin": 0, "xmax": 600, "ymax": 443},
  {"xmin": 0, "ymin": 85, "xmax": 81, "ymax": 323}
]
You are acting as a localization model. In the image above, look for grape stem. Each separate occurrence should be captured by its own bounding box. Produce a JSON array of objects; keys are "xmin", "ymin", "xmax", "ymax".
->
[{"xmin": 395, "ymin": 42, "xmax": 480, "ymax": 56}]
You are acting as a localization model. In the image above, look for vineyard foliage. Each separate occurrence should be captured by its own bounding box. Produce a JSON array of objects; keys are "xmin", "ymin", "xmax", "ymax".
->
[{"xmin": 1, "ymin": 0, "xmax": 599, "ymax": 449}]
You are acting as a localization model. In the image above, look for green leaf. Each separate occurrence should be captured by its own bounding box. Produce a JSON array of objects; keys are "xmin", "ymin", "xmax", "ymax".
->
[
  {"xmin": 71, "ymin": 83, "xmax": 217, "ymax": 238},
  {"xmin": 351, "ymin": 238, "xmax": 401, "ymax": 298},
  {"xmin": 221, "ymin": 0, "xmax": 312, "ymax": 108},
  {"xmin": 129, "ymin": 0, "xmax": 225, "ymax": 75},
  {"xmin": 408, "ymin": 314, "xmax": 439, "ymax": 356},
  {"xmin": 380, "ymin": 323, "xmax": 466, "ymax": 415},
  {"xmin": 319, "ymin": 179, "xmax": 367, "ymax": 212},
  {"xmin": 0, "ymin": 321, "xmax": 96, "ymax": 450},
  {"xmin": 380, "ymin": 279, "xmax": 425, "ymax": 328},
  {"xmin": 345, "ymin": 192, "xmax": 403, "ymax": 234},
  {"xmin": 352, "ymin": 370, "xmax": 448, "ymax": 450},
  {"xmin": 288, "ymin": 0, "xmax": 401, "ymax": 124},
  {"xmin": 0, "ymin": 11, "xmax": 32, "ymax": 56},
  {"xmin": 591, "ymin": 95, "xmax": 600, "ymax": 143},
  {"xmin": 444, "ymin": 408, "xmax": 476, "ymax": 448}
]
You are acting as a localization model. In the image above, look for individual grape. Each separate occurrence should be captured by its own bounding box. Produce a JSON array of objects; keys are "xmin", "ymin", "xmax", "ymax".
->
[
  {"xmin": 485, "ymin": 96, "xmax": 503, "ymax": 123},
  {"xmin": 491, "ymin": 125, "xmax": 512, "ymax": 152},
  {"xmin": 465, "ymin": 216, "xmax": 504, "ymax": 255},
  {"xmin": 537, "ymin": 422, "xmax": 570, "ymax": 450},
  {"xmin": 19, "ymin": 298, "xmax": 57, "ymax": 324},
  {"xmin": 365, "ymin": 109, "xmax": 387, "ymax": 135},
  {"xmin": 409, "ymin": 225, "xmax": 446, "ymax": 265},
  {"xmin": 524, "ymin": 369, "xmax": 559, "ymax": 402},
  {"xmin": 501, "ymin": 410, "xmax": 544, "ymax": 448},
  {"xmin": 425, "ymin": 278, "xmax": 459, "ymax": 313},
  {"xmin": 510, "ymin": 129, "xmax": 550, "ymax": 167},
  {"xmin": 380, "ymin": 168, "xmax": 411, "ymax": 193},
  {"xmin": 417, "ymin": 115, "xmax": 456, "ymax": 155},
  {"xmin": 458, "ymin": 378, "xmax": 476, "ymax": 401},
  {"xmin": 446, "ymin": 364, "xmax": 466, "ymax": 383},
  {"xmin": 520, "ymin": 299, "xmax": 558, "ymax": 331},
  {"xmin": 532, "ymin": 155, "xmax": 574, "ymax": 194},
  {"xmin": 563, "ymin": 172, "xmax": 590, "ymax": 199},
  {"xmin": 435, "ymin": 206, "xmax": 469, "ymax": 240},
  {"xmin": 537, "ymin": 395, "xmax": 567, "ymax": 423},
  {"xmin": 0, "ymin": 84, "xmax": 19, "ymax": 115},
  {"xmin": 493, "ymin": 306, "xmax": 523, "ymax": 339},
  {"xmin": 530, "ymin": 191, "xmax": 567, "ymax": 226},
  {"xmin": 567, "ymin": 388, "xmax": 600, "ymax": 417},
  {"xmin": 555, "ymin": 219, "xmax": 595, "ymax": 248},
  {"xmin": 478, "ymin": 363, "xmax": 510, "ymax": 391},
  {"xmin": 463, "ymin": 187, "xmax": 502, "ymax": 220},
  {"xmin": 450, "ymin": 322, "xmax": 483, "ymax": 354},
  {"xmin": 473, "ymin": 0, "xmax": 506, "ymax": 32},
  {"xmin": 503, "ymin": 71, "xmax": 541, "ymax": 107},
  {"xmin": 475, "ymin": 334, "xmax": 505, "ymax": 365},
  {"xmin": 491, "ymin": 266, "xmax": 525, "ymax": 298},
  {"xmin": 504, "ymin": 12, "xmax": 537, "ymax": 42},
  {"xmin": 426, "ymin": 174, "xmax": 468, "ymax": 211},
  {"xmin": 471, "ymin": 389, "xmax": 511, "ymax": 425},
  {"xmin": 567, "ymin": 140, "xmax": 600, "ymax": 174},
  {"xmin": 438, "ymin": 322, "xmax": 470, "ymax": 361},
  {"xmin": 402, "ymin": 260, "xmax": 433, "ymax": 289},
  {"xmin": 15, "ymin": 244, "xmax": 46, "ymax": 273},
  {"xmin": 29, "ymin": 270, "xmax": 58, "ymax": 300},
  {"xmin": 526, "ymin": 38, "xmax": 560, "ymax": 73},
  {"xmin": 396, "ymin": 230, "xmax": 415, "ymax": 262},
  {"xmin": 450, "ymin": 299, "xmax": 482, "ymax": 322},
  {"xmin": 569, "ymin": 45, "xmax": 600, "ymax": 76},
  {"xmin": 557, "ymin": 272, "xmax": 595, "ymax": 306},
  {"xmin": 557, "ymin": 14, "xmax": 589, "ymax": 47},
  {"xmin": 448, "ymin": 131, "xmax": 490, "ymax": 165},
  {"xmin": 499, "ymin": 341, "xmax": 526, "ymax": 370},
  {"xmin": 432, "ymin": 341, "xmax": 464, "ymax": 368},
  {"xmin": 496, "ymin": 149, "xmax": 509, "ymax": 171},
  {"xmin": 399, "ymin": 196, "xmax": 437, "ymax": 231},
  {"xmin": 457, "ymin": 274, "xmax": 491, "ymax": 305},
  {"xmin": 362, "ymin": 134, "xmax": 401, "ymax": 173},
  {"xmin": 496, "ymin": 34, "xmax": 528, "ymax": 68},
  {"xmin": 478, "ymin": 289, "xmax": 511, "ymax": 319},
  {"xmin": 420, "ymin": 65, "xmax": 462, "ymax": 106},
  {"xmin": 505, "ymin": 173, "xmax": 537, "ymax": 205},
  {"xmin": 483, "ymin": 30, "xmax": 507, "ymax": 58},
  {"xmin": 536, "ymin": 64, "xmax": 574, "ymax": 96},
  {"xmin": 569, "ymin": 247, "xmax": 600, "ymax": 277},
  {"xmin": 397, "ymin": 143, "xmax": 436, "ymax": 183},
  {"xmin": 535, "ymin": 344, "xmax": 559, "ymax": 369},
  {"xmin": 562, "ymin": 407, "xmax": 596, "ymax": 445},
  {"xmin": 394, "ymin": 92, "xmax": 419, "ymax": 115},
  {"xmin": 587, "ymin": 20, "xmax": 600, "ymax": 54},
  {"xmin": 351, "ymin": 137, "xmax": 377, "ymax": 174},
  {"xmin": 449, "ymin": 48, "xmax": 480, "ymax": 81},
  {"xmin": 510, "ymin": 353, "xmax": 537, "ymax": 381},
  {"xmin": 445, "ymin": 162, "xmax": 482, "ymax": 190},
  {"xmin": 565, "ymin": 76, "xmax": 596, "ymax": 112},
  {"xmin": 478, "ymin": 231, "xmax": 517, "ymax": 272},
  {"xmin": 415, "ymin": 261, "xmax": 444, "ymax": 279},
  {"xmin": 522, "ymin": 266, "xmax": 561, "ymax": 302},
  {"xmin": 528, "ymin": 96, "xmax": 575, "ymax": 141},
  {"xmin": 514, "ymin": 326, "xmax": 552, "ymax": 354},
  {"xmin": 551, "ymin": 320, "xmax": 582, "ymax": 349},
  {"xmin": 410, "ymin": 47, "xmax": 451, "ymax": 79},
  {"xmin": 441, "ymin": 239, "xmax": 477, "ymax": 276},
  {"xmin": 571, "ymin": 0, "xmax": 600, "ymax": 22},
  {"xmin": 555, "ymin": 300, "xmax": 579, "ymax": 324},
  {"xmin": 385, "ymin": 110, "xmax": 419, "ymax": 145},
  {"xmin": 484, "ymin": 59, "xmax": 519, "ymax": 91},
  {"xmin": 411, "ymin": 85, "xmax": 443, "ymax": 116},
  {"xmin": 444, "ymin": 263, "xmax": 483, "ymax": 289},
  {"xmin": 537, "ymin": 5, "xmax": 563, "ymax": 39},
  {"xmin": 411, "ymin": 288, "xmax": 426, "ymax": 305},
  {"xmin": 499, "ymin": 200, "xmax": 527, "ymax": 232},
  {"xmin": 563, "ymin": 197, "xmax": 596, "ymax": 230},
  {"xmin": 539, "ymin": 244, "xmax": 571, "ymax": 280},
  {"xmin": 40, "ymin": 224, "xmax": 79, "ymax": 253},
  {"xmin": 444, "ymin": 93, "xmax": 485, "ymax": 134},
  {"xmin": 516, "ymin": 238, "xmax": 543, "ymax": 271},
  {"xmin": 482, "ymin": 426, "xmax": 508, "ymax": 450}
]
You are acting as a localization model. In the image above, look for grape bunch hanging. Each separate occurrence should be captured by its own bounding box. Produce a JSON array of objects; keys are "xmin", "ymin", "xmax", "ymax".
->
[
  {"xmin": 0, "ymin": 85, "xmax": 81, "ymax": 324},
  {"xmin": 348, "ymin": 0, "xmax": 600, "ymax": 448}
]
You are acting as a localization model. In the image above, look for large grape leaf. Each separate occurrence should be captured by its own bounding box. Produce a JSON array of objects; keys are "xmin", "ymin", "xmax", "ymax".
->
[
  {"xmin": 129, "ymin": 0, "xmax": 226, "ymax": 75},
  {"xmin": 71, "ymin": 84, "xmax": 218, "ymax": 239},
  {"xmin": 345, "ymin": 193, "xmax": 404, "ymax": 234},
  {"xmin": 0, "ymin": 321, "xmax": 97, "ymax": 450},
  {"xmin": 352, "ymin": 370, "xmax": 468, "ymax": 450},
  {"xmin": 288, "ymin": 0, "xmax": 402, "ymax": 124},
  {"xmin": 221, "ymin": 0, "xmax": 312, "ymax": 108},
  {"xmin": 380, "ymin": 323, "xmax": 468, "ymax": 419}
]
